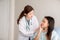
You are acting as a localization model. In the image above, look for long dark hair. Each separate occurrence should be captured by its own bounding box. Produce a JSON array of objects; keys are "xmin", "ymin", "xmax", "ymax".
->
[
  {"xmin": 45, "ymin": 16, "xmax": 55, "ymax": 40},
  {"xmin": 17, "ymin": 5, "xmax": 34, "ymax": 24}
]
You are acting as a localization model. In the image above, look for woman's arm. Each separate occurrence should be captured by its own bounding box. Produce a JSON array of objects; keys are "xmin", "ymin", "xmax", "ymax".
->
[
  {"xmin": 34, "ymin": 31, "xmax": 41, "ymax": 40},
  {"xmin": 34, "ymin": 26, "xmax": 42, "ymax": 40}
]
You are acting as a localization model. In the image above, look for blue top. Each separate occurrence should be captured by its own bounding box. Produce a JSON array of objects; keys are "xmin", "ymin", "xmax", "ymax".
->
[{"xmin": 31, "ymin": 30, "xmax": 60, "ymax": 40}]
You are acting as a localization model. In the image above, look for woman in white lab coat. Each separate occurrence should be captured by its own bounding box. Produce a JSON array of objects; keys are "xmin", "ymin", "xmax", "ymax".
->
[
  {"xmin": 33, "ymin": 16, "xmax": 60, "ymax": 40},
  {"xmin": 17, "ymin": 5, "xmax": 39, "ymax": 40}
]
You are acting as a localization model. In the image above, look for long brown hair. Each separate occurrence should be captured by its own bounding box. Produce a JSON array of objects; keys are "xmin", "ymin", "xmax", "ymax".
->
[
  {"xmin": 17, "ymin": 5, "xmax": 34, "ymax": 24},
  {"xmin": 45, "ymin": 16, "xmax": 55, "ymax": 40}
]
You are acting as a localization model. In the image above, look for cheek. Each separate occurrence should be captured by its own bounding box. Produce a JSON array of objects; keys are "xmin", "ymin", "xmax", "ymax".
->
[
  {"xmin": 41, "ymin": 23, "xmax": 48, "ymax": 28},
  {"xmin": 29, "ymin": 15, "xmax": 31, "ymax": 18},
  {"xmin": 28, "ymin": 15, "xmax": 32, "ymax": 19},
  {"xmin": 41, "ymin": 23, "xmax": 45, "ymax": 28},
  {"xmin": 29, "ymin": 15, "xmax": 32, "ymax": 18},
  {"xmin": 45, "ymin": 23, "xmax": 48, "ymax": 28}
]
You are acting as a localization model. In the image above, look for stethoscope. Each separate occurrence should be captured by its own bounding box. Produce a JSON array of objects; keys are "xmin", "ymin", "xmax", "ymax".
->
[{"xmin": 25, "ymin": 17, "xmax": 32, "ymax": 31}]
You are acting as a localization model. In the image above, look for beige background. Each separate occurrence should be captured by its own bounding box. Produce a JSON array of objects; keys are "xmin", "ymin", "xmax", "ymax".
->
[{"xmin": 0, "ymin": 0, "xmax": 60, "ymax": 40}]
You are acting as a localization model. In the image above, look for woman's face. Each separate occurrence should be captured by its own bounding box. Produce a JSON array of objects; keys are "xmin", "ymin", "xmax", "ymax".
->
[
  {"xmin": 41, "ymin": 18, "xmax": 49, "ymax": 31},
  {"xmin": 26, "ymin": 10, "xmax": 34, "ymax": 20}
]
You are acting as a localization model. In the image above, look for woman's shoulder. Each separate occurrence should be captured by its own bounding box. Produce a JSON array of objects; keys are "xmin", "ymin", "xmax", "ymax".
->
[
  {"xmin": 20, "ymin": 16, "xmax": 25, "ymax": 20},
  {"xmin": 51, "ymin": 30, "xmax": 60, "ymax": 40},
  {"xmin": 52, "ymin": 30, "xmax": 59, "ymax": 37},
  {"xmin": 19, "ymin": 16, "xmax": 25, "ymax": 23},
  {"xmin": 52, "ymin": 30, "xmax": 58, "ymax": 35}
]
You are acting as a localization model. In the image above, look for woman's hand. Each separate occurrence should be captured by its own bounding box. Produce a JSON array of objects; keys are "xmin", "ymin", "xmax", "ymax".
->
[
  {"xmin": 34, "ymin": 24, "xmax": 43, "ymax": 33},
  {"xmin": 39, "ymin": 25, "xmax": 43, "ymax": 33},
  {"xmin": 34, "ymin": 25, "xmax": 43, "ymax": 40}
]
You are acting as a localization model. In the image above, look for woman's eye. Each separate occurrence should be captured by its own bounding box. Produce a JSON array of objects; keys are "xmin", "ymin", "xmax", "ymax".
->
[
  {"xmin": 29, "ymin": 14, "xmax": 31, "ymax": 15},
  {"xmin": 43, "ymin": 20, "xmax": 45, "ymax": 23}
]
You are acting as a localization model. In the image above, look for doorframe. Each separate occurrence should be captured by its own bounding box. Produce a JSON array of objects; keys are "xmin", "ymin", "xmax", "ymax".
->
[{"xmin": 8, "ymin": 0, "xmax": 15, "ymax": 40}]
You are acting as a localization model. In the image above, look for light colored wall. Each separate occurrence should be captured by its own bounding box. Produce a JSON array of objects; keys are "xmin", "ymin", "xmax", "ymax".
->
[
  {"xmin": 15, "ymin": 0, "xmax": 60, "ymax": 40},
  {"xmin": 0, "ymin": 0, "xmax": 10, "ymax": 40},
  {"xmin": 15, "ymin": 0, "xmax": 60, "ymax": 27}
]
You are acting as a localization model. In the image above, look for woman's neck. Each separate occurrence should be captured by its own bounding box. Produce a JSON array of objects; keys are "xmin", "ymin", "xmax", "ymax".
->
[{"xmin": 25, "ymin": 16, "xmax": 30, "ymax": 21}]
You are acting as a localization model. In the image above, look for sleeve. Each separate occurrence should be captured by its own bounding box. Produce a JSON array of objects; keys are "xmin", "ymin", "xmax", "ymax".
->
[
  {"xmin": 32, "ymin": 16, "xmax": 39, "ymax": 31},
  {"xmin": 30, "ymin": 32, "xmax": 38, "ymax": 40},
  {"xmin": 30, "ymin": 16, "xmax": 39, "ymax": 40},
  {"xmin": 19, "ymin": 18, "xmax": 34, "ymax": 37}
]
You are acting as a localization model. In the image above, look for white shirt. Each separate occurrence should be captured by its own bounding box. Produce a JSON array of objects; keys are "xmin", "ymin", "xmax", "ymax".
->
[{"xmin": 18, "ymin": 15, "xmax": 39, "ymax": 40}]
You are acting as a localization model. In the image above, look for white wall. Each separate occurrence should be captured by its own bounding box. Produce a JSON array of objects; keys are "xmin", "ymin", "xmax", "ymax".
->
[
  {"xmin": 0, "ymin": 0, "xmax": 10, "ymax": 40},
  {"xmin": 14, "ymin": 0, "xmax": 60, "ymax": 40},
  {"xmin": 15, "ymin": 0, "xmax": 60, "ymax": 27}
]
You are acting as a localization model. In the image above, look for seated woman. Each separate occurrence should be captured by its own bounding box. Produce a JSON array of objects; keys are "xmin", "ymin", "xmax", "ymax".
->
[{"xmin": 32, "ymin": 16, "xmax": 60, "ymax": 40}]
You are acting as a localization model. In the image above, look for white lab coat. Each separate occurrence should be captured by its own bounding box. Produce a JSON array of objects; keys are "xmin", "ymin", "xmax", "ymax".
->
[{"xmin": 18, "ymin": 15, "xmax": 39, "ymax": 40}]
